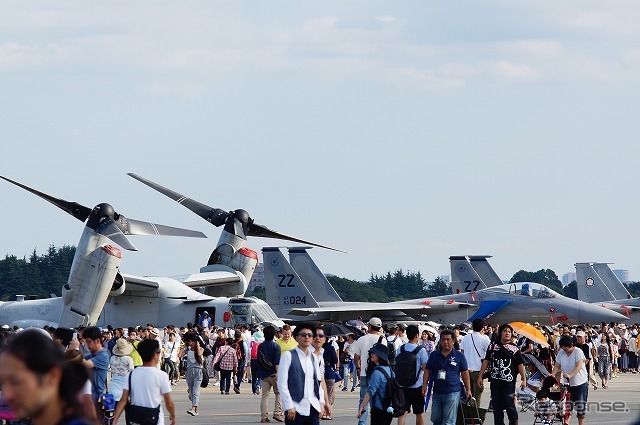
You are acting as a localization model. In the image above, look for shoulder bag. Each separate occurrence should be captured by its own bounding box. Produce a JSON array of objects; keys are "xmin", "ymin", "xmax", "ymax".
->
[{"xmin": 125, "ymin": 370, "xmax": 161, "ymax": 425}]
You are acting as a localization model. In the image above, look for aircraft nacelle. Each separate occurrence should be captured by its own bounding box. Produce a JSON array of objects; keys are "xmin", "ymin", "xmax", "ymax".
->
[
  {"xmin": 205, "ymin": 230, "xmax": 258, "ymax": 294},
  {"xmin": 110, "ymin": 272, "xmax": 126, "ymax": 297},
  {"xmin": 59, "ymin": 229, "xmax": 122, "ymax": 328}
]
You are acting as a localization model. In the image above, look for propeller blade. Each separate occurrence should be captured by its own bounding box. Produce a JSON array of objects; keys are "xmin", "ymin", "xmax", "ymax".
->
[
  {"xmin": 248, "ymin": 223, "xmax": 346, "ymax": 252},
  {"xmin": 122, "ymin": 217, "xmax": 207, "ymax": 239},
  {"xmin": 0, "ymin": 175, "xmax": 92, "ymax": 222},
  {"xmin": 96, "ymin": 219, "xmax": 138, "ymax": 251},
  {"xmin": 128, "ymin": 173, "xmax": 228, "ymax": 226}
]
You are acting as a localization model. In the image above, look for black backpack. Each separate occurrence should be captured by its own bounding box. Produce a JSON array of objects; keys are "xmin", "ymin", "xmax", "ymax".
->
[
  {"xmin": 374, "ymin": 366, "xmax": 406, "ymax": 418},
  {"xmin": 258, "ymin": 344, "xmax": 275, "ymax": 372},
  {"xmin": 394, "ymin": 344, "xmax": 423, "ymax": 387},
  {"xmin": 378, "ymin": 335, "xmax": 398, "ymax": 367}
]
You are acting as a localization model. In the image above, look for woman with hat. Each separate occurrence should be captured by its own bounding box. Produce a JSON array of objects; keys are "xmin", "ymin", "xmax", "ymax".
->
[
  {"xmin": 357, "ymin": 343, "xmax": 395, "ymax": 425},
  {"xmin": 110, "ymin": 338, "xmax": 135, "ymax": 401}
]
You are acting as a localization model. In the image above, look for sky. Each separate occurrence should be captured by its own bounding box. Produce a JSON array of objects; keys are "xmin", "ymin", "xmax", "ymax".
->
[{"xmin": 1, "ymin": 1, "xmax": 640, "ymax": 285}]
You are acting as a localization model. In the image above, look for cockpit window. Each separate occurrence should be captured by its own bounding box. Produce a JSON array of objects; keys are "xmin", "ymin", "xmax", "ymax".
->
[{"xmin": 510, "ymin": 283, "xmax": 556, "ymax": 299}]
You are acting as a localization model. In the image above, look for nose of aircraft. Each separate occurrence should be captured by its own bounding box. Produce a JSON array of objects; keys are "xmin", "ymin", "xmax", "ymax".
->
[{"xmin": 578, "ymin": 302, "xmax": 628, "ymax": 324}]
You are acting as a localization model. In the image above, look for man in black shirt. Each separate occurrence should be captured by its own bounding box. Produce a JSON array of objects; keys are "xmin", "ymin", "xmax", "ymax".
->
[{"xmin": 478, "ymin": 324, "xmax": 527, "ymax": 425}]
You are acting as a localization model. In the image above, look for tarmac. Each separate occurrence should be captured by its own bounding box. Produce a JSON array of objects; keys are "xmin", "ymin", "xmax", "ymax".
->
[{"xmin": 158, "ymin": 373, "xmax": 640, "ymax": 425}]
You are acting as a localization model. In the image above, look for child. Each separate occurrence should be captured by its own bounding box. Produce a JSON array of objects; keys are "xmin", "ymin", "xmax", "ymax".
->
[{"xmin": 535, "ymin": 389, "xmax": 556, "ymax": 425}]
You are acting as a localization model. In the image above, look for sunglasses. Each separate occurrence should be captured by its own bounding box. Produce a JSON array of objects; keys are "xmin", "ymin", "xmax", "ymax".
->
[
  {"xmin": 297, "ymin": 332, "xmax": 314, "ymax": 338},
  {"xmin": 315, "ymin": 334, "xmax": 325, "ymax": 338}
]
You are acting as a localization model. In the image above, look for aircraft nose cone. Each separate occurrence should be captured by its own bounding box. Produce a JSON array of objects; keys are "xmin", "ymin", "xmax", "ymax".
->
[{"xmin": 579, "ymin": 303, "xmax": 627, "ymax": 324}]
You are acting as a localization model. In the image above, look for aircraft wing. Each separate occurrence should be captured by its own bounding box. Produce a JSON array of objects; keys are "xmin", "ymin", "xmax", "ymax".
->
[
  {"xmin": 287, "ymin": 303, "xmax": 432, "ymax": 316},
  {"xmin": 121, "ymin": 274, "xmax": 160, "ymax": 291},
  {"xmin": 180, "ymin": 271, "xmax": 241, "ymax": 288}
]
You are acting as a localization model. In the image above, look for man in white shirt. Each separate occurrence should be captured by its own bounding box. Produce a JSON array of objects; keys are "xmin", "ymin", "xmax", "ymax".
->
[
  {"xmin": 351, "ymin": 317, "xmax": 386, "ymax": 425},
  {"xmin": 460, "ymin": 318, "xmax": 491, "ymax": 406},
  {"xmin": 278, "ymin": 323, "xmax": 325, "ymax": 425},
  {"xmin": 113, "ymin": 338, "xmax": 176, "ymax": 425}
]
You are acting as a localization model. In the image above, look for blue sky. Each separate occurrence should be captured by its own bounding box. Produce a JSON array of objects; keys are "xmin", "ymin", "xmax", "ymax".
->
[{"xmin": 1, "ymin": 1, "xmax": 640, "ymax": 284}]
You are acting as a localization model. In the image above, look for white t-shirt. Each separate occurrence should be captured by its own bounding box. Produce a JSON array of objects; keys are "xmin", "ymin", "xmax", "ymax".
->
[
  {"xmin": 125, "ymin": 367, "xmax": 172, "ymax": 425},
  {"xmin": 555, "ymin": 347, "xmax": 587, "ymax": 387},
  {"xmin": 351, "ymin": 333, "xmax": 387, "ymax": 377},
  {"xmin": 460, "ymin": 332, "xmax": 491, "ymax": 371}
]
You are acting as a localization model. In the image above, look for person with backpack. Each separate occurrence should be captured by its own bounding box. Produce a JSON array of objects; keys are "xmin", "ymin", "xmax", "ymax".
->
[
  {"xmin": 395, "ymin": 325, "xmax": 429, "ymax": 425},
  {"xmin": 351, "ymin": 317, "xmax": 387, "ymax": 425},
  {"xmin": 424, "ymin": 329, "xmax": 472, "ymax": 425},
  {"xmin": 357, "ymin": 342, "xmax": 400, "ymax": 425},
  {"xmin": 258, "ymin": 326, "xmax": 284, "ymax": 423},
  {"xmin": 251, "ymin": 330, "xmax": 265, "ymax": 395}
]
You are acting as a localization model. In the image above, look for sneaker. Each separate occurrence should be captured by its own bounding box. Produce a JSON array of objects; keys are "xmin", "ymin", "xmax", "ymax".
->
[
  {"xmin": 193, "ymin": 412, "xmax": 199, "ymax": 416},
  {"xmin": 187, "ymin": 410, "xmax": 195, "ymax": 416},
  {"xmin": 355, "ymin": 383, "xmax": 360, "ymax": 388},
  {"xmin": 342, "ymin": 387, "xmax": 348, "ymax": 392},
  {"xmin": 234, "ymin": 388, "xmax": 241, "ymax": 394},
  {"xmin": 273, "ymin": 417, "xmax": 284, "ymax": 422},
  {"xmin": 351, "ymin": 387, "xmax": 356, "ymax": 392},
  {"xmin": 212, "ymin": 381, "xmax": 220, "ymax": 386}
]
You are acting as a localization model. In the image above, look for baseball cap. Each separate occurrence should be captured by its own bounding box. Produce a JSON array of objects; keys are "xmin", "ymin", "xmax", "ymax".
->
[
  {"xmin": 368, "ymin": 317, "xmax": 382, "ymax": 327},
  {"xmin": 576, "ymin": 331, "xmax": 586, "ymax": 337}
]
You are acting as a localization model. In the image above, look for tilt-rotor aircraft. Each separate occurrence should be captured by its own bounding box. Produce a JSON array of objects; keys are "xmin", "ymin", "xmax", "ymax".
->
[
  {"xmin": 262, "ymin": 249, "xmax": 626, "ymax": 325},
  {"xmin": 0, "ymin": 175, "xmax": 207, "ymax": 328},
  {"xmin": 0, "ymin": 175, "xmax": 340, "ymax": 330},
  {"xmin": 126, "ymin": 173, "xmax": 343, "ymax": 298}
]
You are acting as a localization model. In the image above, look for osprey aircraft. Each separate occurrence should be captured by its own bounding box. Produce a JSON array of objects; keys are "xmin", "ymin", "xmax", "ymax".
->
[
  {"xmin": 127, "ymin": 173, "xmax": 342, "ymax": 297},
  {"xmin": 0, "ymin": 176, "xmax": 283, "ymax": 330},
  {"xmin": 262, "ymin": 248, "xmax": 626, "ymax": 325}
]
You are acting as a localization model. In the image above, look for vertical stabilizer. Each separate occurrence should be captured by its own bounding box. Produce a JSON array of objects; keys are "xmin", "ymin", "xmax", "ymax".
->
[
  {"xmin": 288, "ymin": 247, "xmax": 342, "ymax": 302},
  {"xmin": 575, "ymin": 263, "xmax": 615, "ymax": 303},
  {"xmin": 469, "ymin": 256, "xmax": 503, "ymax": 287},
  {"xmin": 262, "ymin": 247, "xmax": 320, "ymax": 317},
  {"xmin": 592, "ymin": 263, "xmax": 632, "ymax": 300},
  {"xmin": 449, "ymin": 256, "xmax": 488, "ymax": 294}
]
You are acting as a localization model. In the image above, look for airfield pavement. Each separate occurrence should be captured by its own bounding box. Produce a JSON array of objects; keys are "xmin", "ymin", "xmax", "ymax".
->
[{"xmin": 161, "ymin": 373, "xmax": 640, "ymax": 425}]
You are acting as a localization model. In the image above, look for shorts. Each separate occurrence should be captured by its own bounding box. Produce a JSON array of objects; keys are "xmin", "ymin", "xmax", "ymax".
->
[
  {"xmin": 402, "ymin": 386, "xmax": 425, "ymax": 414},
  {"xmin": 568, "ymin": 382, "xmax": 588, "ymax": 418}
]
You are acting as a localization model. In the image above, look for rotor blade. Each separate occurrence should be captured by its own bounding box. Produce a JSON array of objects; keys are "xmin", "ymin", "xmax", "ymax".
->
[
  {"xmin": 128, "ymin": 173, "xmax": 228, "ymax": 226},
  {"xmin": 123, "ymin": 217, "xmax": 208, "ymax": 239},
  {"xmin": 0, "ymin": 175, "xmax": 91, "ymax": 222},
  {"xmin": 248, "ymin": 223, "xmax": 346, "ymax": 252},
  {"xmin": 96, "ymin": 220, "xmax": 138, "ymax": 251}
]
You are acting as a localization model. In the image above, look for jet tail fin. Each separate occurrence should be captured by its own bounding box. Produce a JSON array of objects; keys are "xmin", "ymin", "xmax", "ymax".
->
[
  {"xmin": 575, "ymin": 263, "xmax": 615, "ymax": 303},
  {"xmin": 262, "ymin": 247, "xmax": 320, "ymax": 318},
  {"xmin": 591, "ymin": 263, "xmax": 631, "ymax": 300},
  {"xmin": 449, "ymin": 256, "xmax": 488, "ymax": 294},
  {"xmin": 469, "ymin": 256, "xmax": 503, "ymax": 287},
  {"xmin": 288, "ymin": 247, "xmax": 342, "ymax": 302}
]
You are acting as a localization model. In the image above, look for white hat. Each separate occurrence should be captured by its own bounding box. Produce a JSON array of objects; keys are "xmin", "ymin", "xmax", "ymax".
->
[
  {"xmin": 576, "ymin": 331, "xmax": 586, "ymax": 337},
  {"xmin": 112, "ymin": 338, "xmax": 134, "ymax": 356},
  {"xmin": 368, "ymin": 317, "xmax": 382, "ymax": 327}
]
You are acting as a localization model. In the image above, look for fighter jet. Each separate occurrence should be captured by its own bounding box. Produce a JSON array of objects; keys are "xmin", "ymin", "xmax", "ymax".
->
[
  {"xmin": 574, "ymin": 262, "xmax": 640, "ymax": 321},
  {"xmin": 262, "ymin": 248, "xmax": 625, "ymax": 325},
  {"xmin": 127, "ymin": 173, "xmax": 342, "ymax": 297},
  {"xmin": 0, "ymin": 176, "xmax": 282, "ymax": 329}
]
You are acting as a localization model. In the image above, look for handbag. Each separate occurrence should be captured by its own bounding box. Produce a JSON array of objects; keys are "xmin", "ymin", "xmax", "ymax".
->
[
  {"xmin": 213, "ymin": 347, "xmax": 231, "ymax": 371},
  {"xmin": 333, "ymin": 370, "xmax": 343, "ymax": 382},
  {"xmin": 201, "ymin": 366, "xmax": 209, "ymax": 388},
  {"xmin": 125, "ymin": 370, "xmax": 160, "ymax": 425}
]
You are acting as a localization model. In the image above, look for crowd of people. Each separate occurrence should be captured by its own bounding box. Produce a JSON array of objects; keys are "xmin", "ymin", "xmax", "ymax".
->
[{"xmin": 0, "ymin": 317, "xmax": 636, "ymax": 425}]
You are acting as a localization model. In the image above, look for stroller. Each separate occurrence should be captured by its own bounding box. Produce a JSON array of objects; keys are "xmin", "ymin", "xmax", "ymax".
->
[
  {"xmin": 532, "ymin": 375, "xmax": 570, "ymax": 425},
  {"xmin": 519, "ymin": 354, "xmax": 549, "ymax": 413}
]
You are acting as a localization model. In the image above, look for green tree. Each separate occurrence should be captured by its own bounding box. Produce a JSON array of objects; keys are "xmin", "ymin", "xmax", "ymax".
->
[
  {"xmin": 328, "ymin": 275, "xmax": 388, "ymax": 302},
  {"xmin": 563, "ymin": 281, "xmax": 578, "ymax": 299},
  {"xmin": 510, "ymin": 269, "xmax": 563, "ymax": 293},
  {"xmin": 246, "ymin": 286, "xmax": 266, "ymax": 301},
  {"xmin": 427, "ymin": 276, "xmax": 451, "ymax": 296}
]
